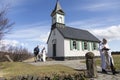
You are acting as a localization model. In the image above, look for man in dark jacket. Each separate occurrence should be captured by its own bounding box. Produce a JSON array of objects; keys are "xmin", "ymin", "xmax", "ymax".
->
[{"xmin": 34, "ymin": 45, "xmax": 39, "ymax": 62}]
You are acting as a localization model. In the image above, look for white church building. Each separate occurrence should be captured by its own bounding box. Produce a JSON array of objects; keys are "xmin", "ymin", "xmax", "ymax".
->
[{"xmin": 47, "ymin": 1, "xmax": 100, "ymax": 60}]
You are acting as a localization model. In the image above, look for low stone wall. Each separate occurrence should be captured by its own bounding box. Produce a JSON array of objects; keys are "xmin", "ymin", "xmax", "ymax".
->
[
  {"xmin": 5, "ymin": 73, "xmax": 86, "ymax": 80},
  {"xmin": 48, "ymin": 56, "xmax": 100, "ymax": 61}
]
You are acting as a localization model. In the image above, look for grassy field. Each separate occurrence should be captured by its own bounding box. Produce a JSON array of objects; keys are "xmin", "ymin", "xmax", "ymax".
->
[
  {"xmin": 112, "ymin": 55, "xmax": 120, "ymax": 70},
  {"xmin": 0, "ymin": 55, "xmax": 119, "ymax": 79},
  {"xmin": 0, "ymin": 62, "xmax": 80, "ymax": 79},
  {"xmin": 95, "ymin": 55, "xmax": 120, "ymax": 70}
]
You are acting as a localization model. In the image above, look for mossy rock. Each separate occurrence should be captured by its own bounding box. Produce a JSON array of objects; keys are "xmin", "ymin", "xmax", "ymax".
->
[{"xmin": 85, "ymin": 52, "xmax": 94, "ymax": 59}]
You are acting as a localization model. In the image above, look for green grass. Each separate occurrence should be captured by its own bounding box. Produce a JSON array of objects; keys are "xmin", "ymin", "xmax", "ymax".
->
[
  {"xmin": 81, "ymin": 55, "xmax": 120, "ymax": 70},
  {"xmin": 1, "ymin": 55, "xmax": 119, "ymax": 79},
  {"xmin": 0, "ymin": 62, "xmax": 79, "ymax": 79},
  {"xmin": 95, "ymin": 55, "xmax": 120, "ymax": 70},
  {"xmin": 112, "ymin": 55, "xmax": 120, "ymax": 70}
]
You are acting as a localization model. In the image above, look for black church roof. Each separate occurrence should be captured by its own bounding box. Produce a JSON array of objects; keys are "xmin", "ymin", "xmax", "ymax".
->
[{"xmin": 57, "ymin": 26, "xmax": 100, "ymax": 42}]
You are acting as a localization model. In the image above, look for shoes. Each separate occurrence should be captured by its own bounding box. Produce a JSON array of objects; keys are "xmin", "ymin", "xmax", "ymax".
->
[
  {"xmin": 112, "ymin": 71, "xmax": 119, "ymax": 75},
  {"xmin": 102, "ymin": 69, "xmax": 107, "ymax": 74}
]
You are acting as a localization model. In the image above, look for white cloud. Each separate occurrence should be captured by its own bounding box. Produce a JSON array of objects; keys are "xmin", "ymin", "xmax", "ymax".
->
[
  {"xmin": 0, "ymin": 39, "xmax": 19, "ymax": 47},
  {"xmin": 67, "ymin": 19, "xmax": 102, "ymax": 29},
  {"xmin": 0, "ymin": 0, "xmax": 28, "ymax": 15},
  {"xmin": 5, "ymin": 23, "xmax": 50, "ymax": 43},
  {"xmin": 76, "ymin": 1, "xmax": 120, "ymax": 11},
  {"xmin": 85, "ymin": 3, "xmax": 119, "ymax": 11},
  {"xmin": 68, "ymin": 19, "xmax": 103, "ymax": 29},
  {"xmin": 3, "ymin": 22, "xmax": 50, "ymax": 52},
  {"xmin": 27, "ymin": 31, "xmax": 50, "ymax": 43},
  {"xmin": 0, "ymin": 39, "xmax": 28, "ymax": 48},
  {"xmin": 67, "ymin": 16, "xmax": 120, "ymax": 30},
  {"xmin": 0, "ymin": 0, "xmax": 25, "ymax": 7},
  {"xmin": 90, "ymin": 25, "xmax": 120, "ymax": 41},
  {"xmin": 0, "ymin": 39, "xmax": 28, "ymax": 51}
]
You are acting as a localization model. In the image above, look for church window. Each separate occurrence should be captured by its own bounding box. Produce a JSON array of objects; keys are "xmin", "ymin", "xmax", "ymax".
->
[
  {"xmin": 52, "ymin": 39, "xmax": 56, "ymax": 44},
  {"xmin": 73, "ymin": 40, "xmax": 77, "ymax": 49},
  {"xmin": 92, "ymin": 42, "xmax": 98, "ymax": 50},
  {"xmin": 84, "ymin": 41, "xmax": 88, "ymax": 50},
  {"xmin": 70, "ymin": 40, "xmax": 80, "ymax": 50},
  {"xmin": 58, "ymin": 16, "xmax": 62, "ymax": 23},
  {"xmin": 93, "ymin": 43, "xmax": 96, "ymax": 50}
]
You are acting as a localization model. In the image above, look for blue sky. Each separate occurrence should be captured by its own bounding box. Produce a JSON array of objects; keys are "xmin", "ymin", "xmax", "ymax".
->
[{"xmin": 0, "ymin": 0, "xmax": 120, "ymax": 52}]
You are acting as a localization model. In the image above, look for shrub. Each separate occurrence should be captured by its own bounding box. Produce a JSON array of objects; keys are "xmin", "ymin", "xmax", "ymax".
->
[
  {"xmin": 111, "ymin": 51, "xmax": 120, "ymax": 55},
  {"xmin": 9, "ymin": 73, "xmax": 86, "ymax": 80},
  {"xmin": 0, "ymin": 46, "xmax": 32, "ymax": 62}
]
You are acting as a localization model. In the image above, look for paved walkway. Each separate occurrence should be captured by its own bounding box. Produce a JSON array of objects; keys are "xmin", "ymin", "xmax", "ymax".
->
[{"xmin": 29, "ymin": 60, "xmax": 120, "ymax": 80}]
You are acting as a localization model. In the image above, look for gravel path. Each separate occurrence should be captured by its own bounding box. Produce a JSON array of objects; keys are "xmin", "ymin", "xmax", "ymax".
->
[{"xmin": 29, "ymin": 60, "xmax": 120, "ymax": 80}]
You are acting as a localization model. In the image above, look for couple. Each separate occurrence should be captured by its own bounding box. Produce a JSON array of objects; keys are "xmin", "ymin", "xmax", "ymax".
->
[
  {"xmin": 34, "ymin": 45, "xmax": 46, "ymax": 62},
  {"xmin": 99, "ymin": 38, "xmax": 118, "ymax": 75}
]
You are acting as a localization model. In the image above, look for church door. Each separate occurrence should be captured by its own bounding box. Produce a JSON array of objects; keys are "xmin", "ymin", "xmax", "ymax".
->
[{"xmin": 53, "ymin": 44, "xmax": 56, "ymax": 57}]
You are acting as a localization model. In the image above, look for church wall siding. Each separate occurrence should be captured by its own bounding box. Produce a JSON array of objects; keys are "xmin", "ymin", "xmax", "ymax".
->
[
  {"xmin": 64, "ymin": 39, "xmax": 100, "ymax": 57},
  {"xmin": 47, "ymin": 31, "xmax": 54, "ymax": 57},
  {"xmin": 47, "ymin": 29, "xmax": 64, "ymax": 57},
  {"xmin": 55, "ymin": 29, "xmax": 64, "ymax": 57}
]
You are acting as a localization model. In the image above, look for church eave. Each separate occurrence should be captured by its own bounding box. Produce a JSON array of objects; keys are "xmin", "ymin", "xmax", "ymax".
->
[{"xmin": 64, "ymin": 37, "xmax": 100, "ymax": 43}]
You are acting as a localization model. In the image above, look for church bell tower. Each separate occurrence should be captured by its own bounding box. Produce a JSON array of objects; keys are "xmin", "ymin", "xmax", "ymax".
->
[{"xmin": 51, "ymin": 0, "xmax": 65, "ymax": 30}]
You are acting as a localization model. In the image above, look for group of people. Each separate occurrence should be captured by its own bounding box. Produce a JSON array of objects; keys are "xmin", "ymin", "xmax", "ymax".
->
[
  {"xmin": 34, "ymin": 45, "xmax": 46, "ymax": 62},
  {"xmin": 99, "ymin": 38, "xmax": 118, "ymax": 75},
  {"xmin": 33, "ymin": 38, "xmax": 118, "ymax": 75}
]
